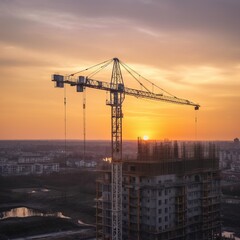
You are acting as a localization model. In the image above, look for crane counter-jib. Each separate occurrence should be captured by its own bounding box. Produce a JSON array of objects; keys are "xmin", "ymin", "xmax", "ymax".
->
[{"xmin": 52, "ymin": 74, "xmax": 200, "ymax": 109}]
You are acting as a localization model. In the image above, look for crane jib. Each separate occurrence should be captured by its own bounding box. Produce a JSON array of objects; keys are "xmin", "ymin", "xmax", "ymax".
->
[{"xmin": 52, "ymin": 74, "xmax": 200, "ymax": 109}]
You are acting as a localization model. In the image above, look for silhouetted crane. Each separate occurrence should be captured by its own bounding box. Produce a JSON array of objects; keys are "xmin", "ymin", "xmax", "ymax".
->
[{"xmin": 52, "ymin": 58, "xmax": 200, "ymax": 240}]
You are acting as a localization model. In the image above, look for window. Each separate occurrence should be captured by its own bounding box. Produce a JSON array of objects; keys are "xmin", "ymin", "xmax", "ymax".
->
[
  {"xmin": 158, "ymin": 209, "xmax": 162, "ymax": 214},
  {"xmin": 165, "ymin": 199, "xmax": 168, "ymax": 204},
  {"xmin": 195, "ymin": 175, "xmax": 200, "ymax": 182},
  {"xmin": 165, "ymin": 216, "xmax": 168, "ymax": 221},
  {"xmin": 158, "ymin": 200, "xmax": 162, "ymax": 205},
  {"xmin": 165, "ymin": 208, "xmax": 168, "ymax": 213},
  {"xmin": 158, "ymin": 217, "xmax": 162, "ymax": 223},
  {"xmin": 130, "ymin": 166, "xmax": 136, "ymax": 171}
]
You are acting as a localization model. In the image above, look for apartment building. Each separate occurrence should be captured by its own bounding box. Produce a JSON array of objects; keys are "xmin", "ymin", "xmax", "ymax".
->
[{"xmin": 96, "ymin": 140, "xmax": 221, "ymax": 240}]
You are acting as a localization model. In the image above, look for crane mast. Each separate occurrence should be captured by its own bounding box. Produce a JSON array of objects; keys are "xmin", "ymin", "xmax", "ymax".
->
[
  {"xmin": 52, "ymin": 58, "xmax": 200, "ymax": 240},
  {"xmin": 107, "ymin": 58, "xmax": 124, "ymax": 240}
]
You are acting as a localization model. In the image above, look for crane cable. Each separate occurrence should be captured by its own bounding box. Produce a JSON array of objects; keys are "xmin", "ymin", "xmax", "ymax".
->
[
  {"xmin": 64, "ymin": 84, "xmax": 67, "ymax": 164},
  {"xmin": 68, "ymin": 58, "xmax": 181, "ymax": 100},
  {"xmin": 87, "ymin": 59, "xmax": 113, "ymax": 78},
  {"xmin": 195, "ymin": 110, "xmax": 198, "ymax": 141},
  {"xmin": 67, "ymin": 59, "xmax": 114, "ymax": 162},
  {"xmin": 68, "ymin": 58, "xmax": 113, "ymax": 77},
  {"xmin": 120, "ymin": 59, "xmax": 200, "ymax": 140},
  {"xmin": 119, "ymin": 61, "xmax": 152, "ymax": 93},
  {"xmin": 83, "ymin": 88, "xmax": 86, "ymax": 161},
  {"xmin": 120, "ymin": 60, "xmax": 177, "ymax": 98}
]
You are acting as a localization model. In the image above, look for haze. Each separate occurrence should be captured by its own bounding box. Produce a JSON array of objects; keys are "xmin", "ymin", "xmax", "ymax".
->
[{"xmin": 0, "ymin": 0, "xmax": 239, "ymax": 140}]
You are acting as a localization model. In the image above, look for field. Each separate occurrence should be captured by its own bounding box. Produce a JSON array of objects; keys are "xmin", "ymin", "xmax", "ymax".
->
[{"xmin": 0, "ymin": 171, "xmax": 98, "ymax": 239}]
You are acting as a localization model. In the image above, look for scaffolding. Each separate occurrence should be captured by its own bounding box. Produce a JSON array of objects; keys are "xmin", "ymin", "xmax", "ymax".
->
[{"xmin": 96, "ymin": 141, "xmax": 221, "ymax": 240}]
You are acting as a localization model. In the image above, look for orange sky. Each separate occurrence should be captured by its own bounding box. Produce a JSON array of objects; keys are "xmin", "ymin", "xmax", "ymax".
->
[{"xmin": 0, "ymin": 0, "xmax": 239, "ymax": 141}]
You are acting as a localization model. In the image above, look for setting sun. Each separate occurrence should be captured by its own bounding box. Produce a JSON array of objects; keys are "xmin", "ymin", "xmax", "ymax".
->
[{"xmin": 143, "ymin": 135, "xmax": 149, "ymax": 141}]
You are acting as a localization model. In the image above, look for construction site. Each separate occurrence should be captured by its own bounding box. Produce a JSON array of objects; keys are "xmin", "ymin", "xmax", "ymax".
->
[
  {"xmin": 52, "ymin": 58, "xmax": 221, "ymax": 240},
  {"xmin": 96, "ymin": 139, "xmax": 221, "ymax": 240}
]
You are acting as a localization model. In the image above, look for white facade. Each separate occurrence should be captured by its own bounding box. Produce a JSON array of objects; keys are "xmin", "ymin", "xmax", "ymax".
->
[{"xmin": 0, "ymin": 162, "xmax": 59, "ymax": 176}]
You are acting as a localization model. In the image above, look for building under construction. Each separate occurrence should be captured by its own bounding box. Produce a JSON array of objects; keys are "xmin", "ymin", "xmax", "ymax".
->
[{"xmin": 96, "ymin": 139, "xmax": 221, "ymax": 240}]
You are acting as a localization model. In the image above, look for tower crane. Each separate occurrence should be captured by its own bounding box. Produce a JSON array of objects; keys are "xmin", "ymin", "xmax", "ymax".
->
[{"xmin": 52, "ymin": 58, "xmax": 200, "ymax": 240}]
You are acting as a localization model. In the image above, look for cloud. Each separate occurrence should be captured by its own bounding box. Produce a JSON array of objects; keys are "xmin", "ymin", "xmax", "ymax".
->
[
  {"xmin": 0, "ymin": 0, "xmax": 239, "ymax": 140},
  {"xmin": 1, "ymin": 0, "xmax": 240, "ymax": 66}
]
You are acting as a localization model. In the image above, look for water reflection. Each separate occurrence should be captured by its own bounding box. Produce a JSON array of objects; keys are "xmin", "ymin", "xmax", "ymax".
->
[
  {"xmin": 28, "ymin": 188, "xmax": 50, "ymax": 194},
  {"xmin": 0, "ymin": 207, "xmax": 69, "ymax": 220}
]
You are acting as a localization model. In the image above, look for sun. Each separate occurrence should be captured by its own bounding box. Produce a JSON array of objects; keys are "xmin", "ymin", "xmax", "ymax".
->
[{"xmin": 143, "ymin": 135, "xmax": 149, "ymax": 141}]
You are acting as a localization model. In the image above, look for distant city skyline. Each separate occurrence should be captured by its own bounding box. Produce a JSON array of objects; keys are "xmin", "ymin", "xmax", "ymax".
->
[{"xmin": 0, "ymin": 0, "xmax": 239, "ymax": 140}]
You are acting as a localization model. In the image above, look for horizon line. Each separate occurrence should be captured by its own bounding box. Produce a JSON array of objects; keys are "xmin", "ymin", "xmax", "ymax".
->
[{"xmin": 0, "ymin": 138, "xmax": 236, "ymax": 142}]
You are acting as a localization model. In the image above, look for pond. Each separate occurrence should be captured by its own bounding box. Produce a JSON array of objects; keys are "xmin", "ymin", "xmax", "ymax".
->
[{"xmin": 0, "ymin": 207, "xmax": 69, "ymax": 220}]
